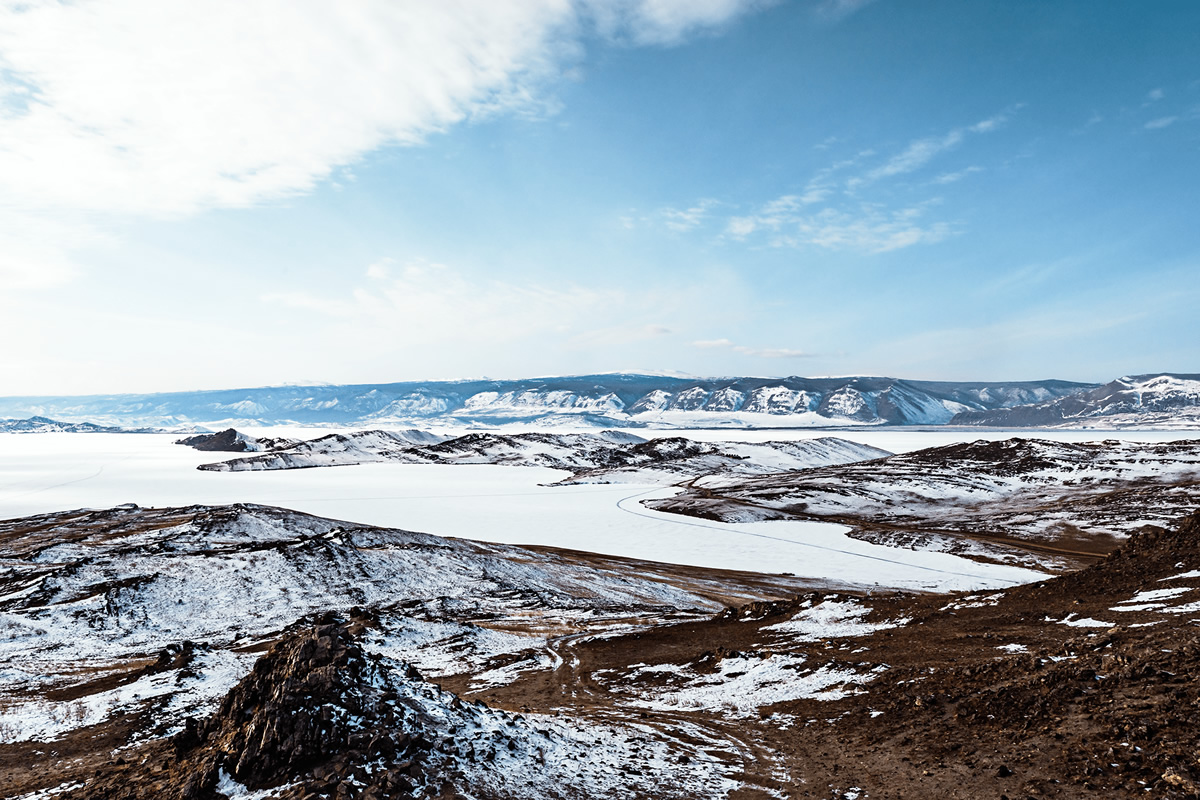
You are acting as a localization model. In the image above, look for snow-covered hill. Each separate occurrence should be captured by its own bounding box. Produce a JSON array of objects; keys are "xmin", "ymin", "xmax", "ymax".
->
[
  {"xmin": 8, "ymin": 503, "xmax": 1200, "ymax": 799},
  {"xmin": 0, "ymin": 503, "xmax": 815, "ymax": 797},
  {"xmin": 652, "ymin": 437, "xmax": 1200, "ymax": 557},
  {"xmin": 951, "ymin": 373, "xmax": 1200, "ymax": 428},
  {"xmin": 0, "ymin": 373, "xmax": 1096, "ymax": 429},
  {"xmin": 199, "ymin": 429, "xmax": 891, "ymax": 484}
]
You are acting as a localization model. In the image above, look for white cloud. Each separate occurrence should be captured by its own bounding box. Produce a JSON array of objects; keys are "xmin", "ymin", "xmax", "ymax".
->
[
  {"xmin": 0, "ymin": 1, "xmax": 581, "ymax": 216},
  {"xmin": 692, "ymin": 338, "xmax": 735, "ymax": 349},
  {"xmin": 1144, "ymin": 116, "xmax": 1178, "ymax": 130},
  {"xmin": 0, "ymin": 0, "xmax": 772, "ymax": 219},
  {"xmin": 726, "ymin": 217, "xmax": 758, "ymax": 237},
  {"xmin": 1147, "ymin": 88, "xmax": 1165, "ymax": 102},
  {"xmin": 364, "ymin": 258, "xmax": 395, "ymax": 281},
  {"xmin": 0, "ymin": 0, "xmax": 774, "ymax": 296}
]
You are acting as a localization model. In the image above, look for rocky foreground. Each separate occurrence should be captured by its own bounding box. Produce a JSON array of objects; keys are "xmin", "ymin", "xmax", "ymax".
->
[{"xmin": 3, "ymin": 502, "xmax": 1200, "ymax": 798}]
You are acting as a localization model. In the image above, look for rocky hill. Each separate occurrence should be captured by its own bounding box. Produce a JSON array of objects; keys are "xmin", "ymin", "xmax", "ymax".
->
[
  {"xmin": 198, "ymin": 429, "xmax": 891, "ymax": 485},
  {"xmin": 5, "ymin": 502, "xmax": 1200, "ymax": 798},
  {"xmin": 651, "ymin": 437, "xmax": 1200, "ymax": 571}
]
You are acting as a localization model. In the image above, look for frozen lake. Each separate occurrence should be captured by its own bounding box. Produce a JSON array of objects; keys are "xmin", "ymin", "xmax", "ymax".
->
[{"xmin": 0, "ymin": 428, "xmax": 1193, "ymax": 591}]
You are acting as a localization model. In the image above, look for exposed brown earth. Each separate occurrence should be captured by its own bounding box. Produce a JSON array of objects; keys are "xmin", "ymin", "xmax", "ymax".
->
[{"xmin": 5, "ymin": 506, "xmax": 1200, "ymax": 798}]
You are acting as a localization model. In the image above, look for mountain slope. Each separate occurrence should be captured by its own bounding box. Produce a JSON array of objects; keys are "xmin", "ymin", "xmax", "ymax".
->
[{"xmin": 951, "ymin": 373, "xmax": 1200, "ymax": 428}]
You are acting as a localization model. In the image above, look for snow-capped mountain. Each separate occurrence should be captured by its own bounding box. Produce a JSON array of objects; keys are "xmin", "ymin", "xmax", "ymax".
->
[
  {"xmin": 0, "ymin": 374, "xmax": 1095, "ymax": 429},
  {"xmin": 950, "ymin": 373, "xmax": 1200, "ymax": 428},
  {"xmin": 0, "ymin": 416, "xmax": 139, "ymax": 433}
]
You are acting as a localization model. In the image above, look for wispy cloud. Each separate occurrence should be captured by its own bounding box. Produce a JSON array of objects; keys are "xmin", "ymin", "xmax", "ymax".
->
[
  {"xmin": 791, "ymin": 204, "xmax": 953, "ymax": 253},
  {"xmin": 933, "ymin": 165, "xmax": 984, "ymax": 184},
  {"xmin": 715, "ymin": 108, "xmax": 1022, "ymax": 253},
  {"xmin": 1144, "ymin": 116, "xmax": 1178, "ymax": 130},
  {"xmin": 856, "ymin": 107, "xmax": 1019, "ymax": 187},
  {"xmin": 691, "ymin": 338, "xmax": 811, "ymax": 358},
  {"xmin": 660, "ymin": 199, "xmax": 719, "ymax": 231},
  {"xmin": 727, "ymin": 195, "xmax": 953, "ymax": 253}
]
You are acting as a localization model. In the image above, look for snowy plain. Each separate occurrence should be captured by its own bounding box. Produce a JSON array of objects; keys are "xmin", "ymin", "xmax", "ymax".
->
[{"xmin": 0, "ymin": 428, "xmax": 1193, "ymax": 592}]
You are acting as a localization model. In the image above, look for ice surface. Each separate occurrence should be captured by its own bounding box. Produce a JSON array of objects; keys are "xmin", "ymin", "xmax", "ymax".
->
[{"xmin": 0, "ymin": 432, "xmax": 1050, "ymax": 591}]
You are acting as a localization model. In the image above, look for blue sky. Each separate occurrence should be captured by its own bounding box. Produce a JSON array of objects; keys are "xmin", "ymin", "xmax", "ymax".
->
[{"xmin": 1, "ymin": 0, "xmax": 1197, "ymax": 394}]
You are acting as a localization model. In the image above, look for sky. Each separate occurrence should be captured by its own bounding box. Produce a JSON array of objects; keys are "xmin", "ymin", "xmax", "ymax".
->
[{"xmin": 1, "ymin": 0, "xmax": 1198, "ymax": 396}]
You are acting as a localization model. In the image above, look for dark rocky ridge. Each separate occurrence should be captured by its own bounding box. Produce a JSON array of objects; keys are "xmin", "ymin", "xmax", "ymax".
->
[
  {"xmin": 175, "ymin": 428, "xmax": 298, "ymax": 453},
  {"xmin": 62, "ymin": 616, "xmax": 437, "ymax": 800},
  {"xmin": 175, "ymin": 428, "xmax": 255, "ymax": 452},
  {"xmin": 817, "ymin": 512, "xmax": 1200, "ymax": 797}
]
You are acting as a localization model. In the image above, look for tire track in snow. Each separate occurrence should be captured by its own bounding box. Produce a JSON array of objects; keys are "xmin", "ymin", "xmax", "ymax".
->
[{"xmin": 614, "ymin": 486, "xmax": 1029, "ymax": 586}]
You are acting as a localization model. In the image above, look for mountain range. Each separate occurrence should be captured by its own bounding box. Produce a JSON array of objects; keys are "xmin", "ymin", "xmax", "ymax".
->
[{"xmin": 1, "ymin": 372, "xmax": 1197, "ymax": 429}]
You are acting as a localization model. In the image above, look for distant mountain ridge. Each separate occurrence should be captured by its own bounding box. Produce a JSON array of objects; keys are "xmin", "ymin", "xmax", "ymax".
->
[
  {"xmin": 951, "ymin": 374, "xmax": 1200, "ymax": 429},
  {"xmin": 0, "ymin": 372, "xmax": 1193, "ymax": 429}
]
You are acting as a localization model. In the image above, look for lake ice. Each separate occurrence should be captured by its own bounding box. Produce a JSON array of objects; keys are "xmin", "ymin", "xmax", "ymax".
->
[{"xmin": 1, "ymin": 428, "xmax": 1192, "ymax": 592}]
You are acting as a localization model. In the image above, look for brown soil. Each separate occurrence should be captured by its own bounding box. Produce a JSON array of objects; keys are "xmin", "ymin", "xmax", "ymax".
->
[{"xmin": 6, "ymin": 511, "xmax": 1200, "ymax": 799}]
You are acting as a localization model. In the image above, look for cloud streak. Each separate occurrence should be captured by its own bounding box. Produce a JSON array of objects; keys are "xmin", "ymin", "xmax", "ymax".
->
[
  {"xmin": 855, "ymin": 107, "xmax": 1018, "ymax": 187},
  {"xmin": 1144, "ymin": 116, "xmax": 1178, "ymax": 130},
  {"xmin": 707, "ymin": 109, "xmax": 1020, "ymax": 253},
  {"xmin": 691, "ymin": 338, "xmax": 811, "ymax": 358}
]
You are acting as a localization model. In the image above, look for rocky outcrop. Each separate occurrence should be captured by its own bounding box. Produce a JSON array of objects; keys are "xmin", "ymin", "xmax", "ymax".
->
[
  {"xmin": 175, "ymin": 428, "xmax": 298, "ymax": 452},
  {"xmin": 65, "ymin": 617, "xmax": 434, "ymax": 800}
]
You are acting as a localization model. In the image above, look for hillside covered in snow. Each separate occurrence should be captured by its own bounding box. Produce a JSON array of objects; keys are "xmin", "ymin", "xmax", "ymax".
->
[
  {"xmin": 951, "ymin": 373, "xmax": 1200, "ymax": 429},
  {"xmin": 7, "ymin": 503, "xmax": 1200, "ymax": 799},
  {"xmin": 652, "ymin": 437, "xmax": 1200, "ymax": 570},
  {"xmin": 198, "ymin": 429, "xmax": 891, "ymax": 485}
]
